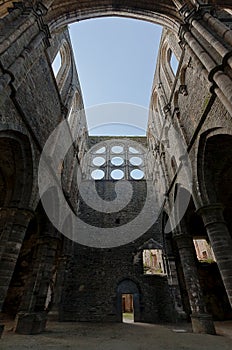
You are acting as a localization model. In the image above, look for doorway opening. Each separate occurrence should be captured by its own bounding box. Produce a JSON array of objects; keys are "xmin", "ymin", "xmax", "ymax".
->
[{"xmin": 122, "ymin": 293, "xmax": 134, "ymax": 323}]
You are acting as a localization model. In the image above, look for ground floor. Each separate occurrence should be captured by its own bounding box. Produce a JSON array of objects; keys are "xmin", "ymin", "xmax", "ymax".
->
[{"xmin": 1, "ymin": 319, "xmax": 232, "ymax": 350}]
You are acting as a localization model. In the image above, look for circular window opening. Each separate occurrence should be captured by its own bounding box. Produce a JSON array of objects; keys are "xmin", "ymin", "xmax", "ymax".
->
[
  {"xmin": 129, "ymin": 157, "xmax": 143, "ymax": 166},
  {"xmin": 92, "ymin": 156, "xmax": 105, "ymax": 166},
  {"xmin": 130, "ymin": 169, "xmax": 144, "ymax": 180},
  {"xmin": 111, "ymin": 169, "xmax": 124, "ymax": 180},
  {"xmin": 91, "ymin": 169, "xmax": 105, "ymax": 180},
  {"xmin": 111, "ymin": 157, "xmax": 124, "ymax": 166},
  {"xmin": 129, "ymin": 147, "xmax": 139, "ymax": 154},
  {"xmin": 95, "ymin": 146, "xmax": 106, "ymax": 154},
  {"xmin": 111, "ymin": 145, "xmax": 123, "ymax": 154}
]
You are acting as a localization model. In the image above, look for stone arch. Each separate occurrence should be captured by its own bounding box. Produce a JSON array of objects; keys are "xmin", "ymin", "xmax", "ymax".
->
[
  {"xmin": 1, "ymin": 1, "xmax": 232, "ymax": 26},
  {"xmin": 165, "ymin": 183, "xmax": 192, "ymax": 233},
  {"xmin": 197, "ymin": 128, "xmax": 232, "ymax": 205},
  {"xmin": 160, "ymin": 41, "xmax": 175, "ymax": 90},
  {"xmin": 116, "ymin": 278, "xmax": 141, "ymax": 322},
  {"xmin": 150, "ymin": 90, "xmax": 162, "ymax": 136},
  {"xmin": 0, "ymin": 130, "xmax": 34, "ymax": 314},
  {"xmin": 47, "ymin": 1, "xmax": 182, "ymax": 33},
  {"xmin": 68, "ymin": 91, "xmax": 84, "ymax": 135},
  {"xmin": 0, "ymin": 130, "xmax": 33, "ymax": 207},
  {"xmin": 197, "ymin": 130, "xmax": 232, "ymax": 250},
  {"xmin": 54, "ymin": 40, "xmax": 72, "ymax": 93},
  {"xmin": 175, "ymin": 188, "xmax": 232, "ymax": 321},
  {"xmin": 196, "ymin": 131, "xmax": 232, "ymax": 311}
]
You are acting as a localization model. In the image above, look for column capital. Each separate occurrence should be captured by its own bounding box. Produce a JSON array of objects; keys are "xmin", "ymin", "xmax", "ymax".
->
[
  {"xmin": 180, "ymin": 3, "xmax": 215, "ymax": 24},
  {"xmin": 196, "ymin": 202, "xmax": 224, "ymax": 211},
  {"xmin": 173, "ymin": 231, "xmax": 194, "ymax": 249},
  {"xmin": 196, "ymin": 203, "xmax": 225, "ymax": 225},
  {"xmin": 173, "ymin": 230, "xmax": 191, "ymax": 239}
]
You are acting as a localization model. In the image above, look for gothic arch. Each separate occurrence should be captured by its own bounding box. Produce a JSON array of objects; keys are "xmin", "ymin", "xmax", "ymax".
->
[
  {"xmin": 47, "ymin": 1, "xmax": 181, "ymax": 32},
  {"xmin": 1, "ymin": 1, "xmax": 232, "ymax": 28},
  {"xmin": 54, "ymin": 40, "xmax": 72, "ymax": 93},
  {"xmin": 116, "ymin": 278, "xmax": 141, "ymax": 322},
  {"xmin": 0, "ymin": 130, "xmax": 33, "ymax": 207},
  {"xmin": 160, "ymin": 41, "xmax": 175, "ymax": 90},
  {"xmin": 197, "ymin": 128, "xmax": 232, "ymax": 206},
  {"xmin": 68, "ymin": 91, "xmax": 84, "ymax": 134}
]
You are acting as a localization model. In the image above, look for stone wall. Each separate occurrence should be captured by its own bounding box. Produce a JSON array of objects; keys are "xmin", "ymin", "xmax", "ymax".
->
[{"xmin": 59, "ymin": 179, "xmax": 175, "ymax": 323}]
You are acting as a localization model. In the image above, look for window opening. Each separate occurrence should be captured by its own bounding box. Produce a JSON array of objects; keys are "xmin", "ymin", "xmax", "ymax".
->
[
  {"xmin": 143, "ymin": 249, "xmax": 164, "ymax": 274},
  {"xmin": 130, "ymin": 169, "xmax": 144, "ymax": 180},
  {"xmin": 170, "ymin": 50, "xmax": 179, "ymax": 75},
  {"xmin": 91, "ymin": 169, "xmax": 105, "ymax": 180},
  {"xmin": 111, "ymin": 157, "xmax": 124, "ymax": 166},
  {"xmin": 92, "ymin": 157, "xmax": 106, "ymax": 166},
  {"xmin": 129, "ymin": 157, "xmax": 143, "ymax": 166},
  {"xmin": 52, "ymin": 51, "xmax": 62, "ymax": 77},
  {"xmin": 111, "ymin": 146, "xmax": 124, "ymax": 154},
  {"xmin": 111, "ymin": 169, "xmax": 124, "ymax": 180},
  {"xmin": 193, "ymin": 239, "xmax": 216, "ymax": 263}
]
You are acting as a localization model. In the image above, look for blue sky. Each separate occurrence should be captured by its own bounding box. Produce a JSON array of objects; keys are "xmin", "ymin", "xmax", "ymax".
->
[{"xmin": 53, "ymin": 17, "xmax": 163, "ymax": 135}]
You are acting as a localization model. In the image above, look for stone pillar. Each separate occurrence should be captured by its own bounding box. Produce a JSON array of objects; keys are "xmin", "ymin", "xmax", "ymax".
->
[
  {"xmin": 174, "ymin": 231, "xmax": 215, "ymax": 334},
  {"xmin": 202, "ymin": 11, "xmax": 232, "ymax": 48},
  {"xmin": 15, "ymin": 223, "xmax": 61, "ymax": 334},
  {"xmin": 197, "ymin": 204, "xmax": 232, "ymax": 308},
  {"xmin": 0, "ymin": 207, "xmax": 33, "ymax": 312},
  {"xmin": 165, "ymin": 254, "xmax": 187, "ymax": 320},
  {"xmin": 178, "ymin": 5, "xmax": 232, "ymax": 115},
  {"xmin": 190, "ymin": 18, "xmax": 232, "ymax": 70},
  {"xmin": 51, "ymin": 237, "xmax": 74, "ymax": 321}
]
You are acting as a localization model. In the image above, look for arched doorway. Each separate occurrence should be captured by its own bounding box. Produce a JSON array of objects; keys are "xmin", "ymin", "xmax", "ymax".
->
[{"xmin": 116, "ymin": 279, "xmax": 141, "ymax": 323}]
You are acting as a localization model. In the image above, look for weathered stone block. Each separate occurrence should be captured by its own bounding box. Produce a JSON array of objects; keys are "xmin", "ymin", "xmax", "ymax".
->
[
  {"xmin": 14, "ymin": 311, "xmax": 47, "ymax": 334},
  {"xmin": 191, "ymin": 313, "xmax": 216, "ymax": 335}
]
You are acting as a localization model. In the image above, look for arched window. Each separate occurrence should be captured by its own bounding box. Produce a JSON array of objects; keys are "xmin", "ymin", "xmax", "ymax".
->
[
  {"xmin": 169, "ymin": 49, "xmax": 179, "ymax": 76},
  {"xmin": 160, "ymin": 37, "xmax": 180, "ymax": 90},
  {"xmin": 161, "ymin": 44, "xmax": 173, "ymax": 89},
  {"xmin": 51, "ymin": 40, "xmax": 71, "ymax": 92},
  {"xmin": 52, "ymin": 50, "xmax": 61, "ymax": 77}
]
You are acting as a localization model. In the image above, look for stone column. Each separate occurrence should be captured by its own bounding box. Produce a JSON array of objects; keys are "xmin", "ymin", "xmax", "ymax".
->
[
  {"xmin": 178, "ymin": 5, "xmax": 232, "ymax": 115},
  {"xmin": 165, "ymin": 254, "xmax": 187, "ymax": 320},
  {"xmin": 0, "ymin": 207, "xmax": 33, "ymax": 312},
  {"xmin": 174, "ymin": 231, "xmax": 215, "ymax": 334},
  {"xmin": 202, "ymin": 11, "xmax": 232, "ymax": 48},
  {"xmin": 197, "ymin": 204, "xmax": 232, "ymax": 308},
  {"xmin": 14, "ymin": 223, "xmax": 61, "ymax": 334},
  {"xmin": 52, "ymin": 237, "xmax": 74, "ymax": 321}
]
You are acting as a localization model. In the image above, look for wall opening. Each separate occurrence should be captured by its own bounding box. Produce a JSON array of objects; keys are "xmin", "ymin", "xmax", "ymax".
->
[
  {"xmin": 193, "ymin": 238, "xmax": 216, "ymax": 263},
  {"xmin": 69, "ymin": 17, "xmax": 162, "ymax": 136},
  {"xmin": 52, "ymin": 50, "xmax": 62, "ymax": 77},
  {"xmin": 143, "ymin": 249, "xmax": 165, "ymax": 274},
  {"xmin": 169, "ymin": 49, "xmax": 178, "ymax": 76},
  {"xmin": 117, "ymin": 279, "xmax": 140, "ymax": 322},
  {"xmin": 122, "ymin": 293, "xmax": 134, "ymax": 323}
]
